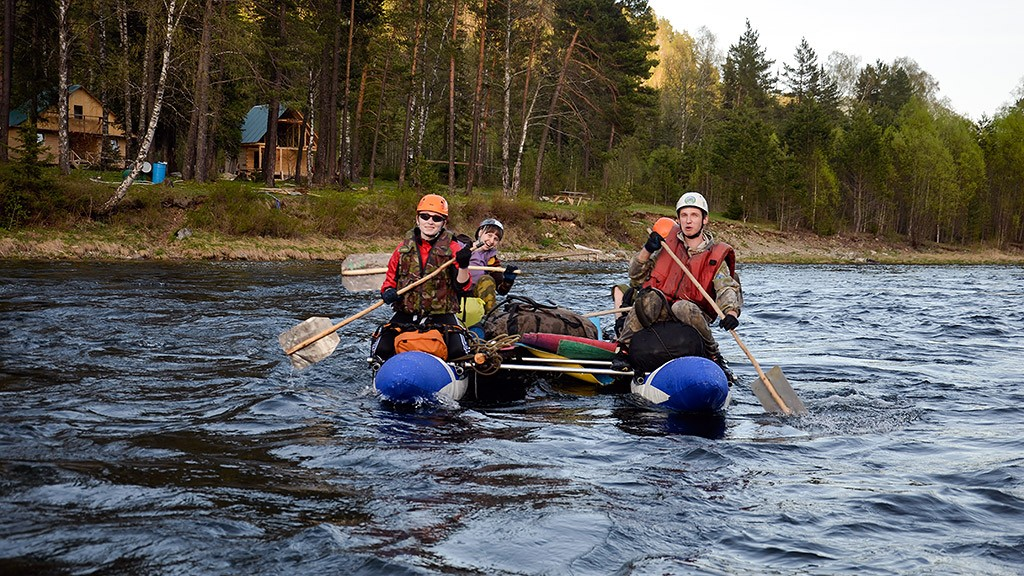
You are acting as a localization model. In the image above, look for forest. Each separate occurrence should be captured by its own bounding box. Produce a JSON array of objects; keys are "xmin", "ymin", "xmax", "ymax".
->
[{"xmin": 1, "ymin": 0, "xmax": 1023, "ymax": 247}]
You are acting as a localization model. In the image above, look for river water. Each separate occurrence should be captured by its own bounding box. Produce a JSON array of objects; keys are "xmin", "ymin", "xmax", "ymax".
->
[{"xmin": 1, "ymin": 260, "xmax": 1021, "ymax": 575}]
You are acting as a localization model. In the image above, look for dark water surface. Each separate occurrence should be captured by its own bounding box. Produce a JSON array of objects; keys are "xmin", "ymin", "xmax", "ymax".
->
[{"xmin": 1, "ymin": 260, "xmax": 1022, "ymax": 575}]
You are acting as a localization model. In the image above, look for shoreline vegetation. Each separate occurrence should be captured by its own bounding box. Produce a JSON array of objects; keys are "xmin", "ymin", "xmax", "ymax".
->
[
  {"xmin": 2, "ymin": 175, "xmax": 1022, "ymax": 266},
  {"xmin": 4, "ymin": 224, "xmax": 1023, "ymax": 266}
]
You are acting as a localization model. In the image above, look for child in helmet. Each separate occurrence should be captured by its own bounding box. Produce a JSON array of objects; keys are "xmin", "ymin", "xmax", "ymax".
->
[{"xmin": 468, "ymin": 218, "xmax": 519, "ymax": 312}]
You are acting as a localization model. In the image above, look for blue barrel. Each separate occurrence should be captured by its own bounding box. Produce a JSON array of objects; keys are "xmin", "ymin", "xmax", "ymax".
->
[{"xmin": 151, "ymin": 162, "xmax": 167, "ymax": 184}]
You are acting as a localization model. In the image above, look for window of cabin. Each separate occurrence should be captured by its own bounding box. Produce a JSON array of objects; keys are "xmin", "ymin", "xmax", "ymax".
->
[
  {"xmin": 36, "ymin": 133, "xmax": 44, "ymax": 144},
  {"xmin": 253, "ymin": 150, "xmax": 260, "ymax": 170},
  {"xmin": 73, "ymin": 105, "xmax": 84, "ymax": 119},
  {"xmin": 109, "ymin": 139, "xmax": 119, "ymax": 152}
]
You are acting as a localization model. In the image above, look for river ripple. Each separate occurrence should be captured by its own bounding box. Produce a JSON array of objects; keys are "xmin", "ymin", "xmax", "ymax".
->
[{"xmin": 1, "ymin": 260, "xmax": 1022, "ymax": 575}]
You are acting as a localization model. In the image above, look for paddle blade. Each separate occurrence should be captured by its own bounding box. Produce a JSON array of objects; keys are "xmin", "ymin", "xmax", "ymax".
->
[
  {"xmin": 279, "ymin": 316, "xmax": 340, "ymax": 369},
  {"xmin": 653, "ymin": 217, "xmax": 676, "ymax": 238},
  {"xmin": 751, "ymin": 365, "xmax": 807, "ymax": 415},
  {"xmin": 341, "ymin": 253, "xmax": 391, "ymax": 292}
]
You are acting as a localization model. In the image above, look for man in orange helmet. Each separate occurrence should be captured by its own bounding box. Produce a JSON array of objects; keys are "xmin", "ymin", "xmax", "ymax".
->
[{"xmin": 371, "ymin": 194, "xmax": 475, "ymax": 361}]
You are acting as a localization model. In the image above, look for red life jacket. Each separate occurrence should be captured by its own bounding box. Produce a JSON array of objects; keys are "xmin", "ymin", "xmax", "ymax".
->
[
  {"xmin": 643, "ymin": 223, "xmax": 736, "ymax": 318},
  {"xmin": 395, "ymin": 229, "xmax": 460, "ymax": 315}
]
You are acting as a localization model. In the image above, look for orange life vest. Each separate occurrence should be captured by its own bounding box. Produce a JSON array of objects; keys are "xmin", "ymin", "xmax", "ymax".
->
[{"xmin": 643, "ymin": 223, "xmax": 736, "ymax": 318}]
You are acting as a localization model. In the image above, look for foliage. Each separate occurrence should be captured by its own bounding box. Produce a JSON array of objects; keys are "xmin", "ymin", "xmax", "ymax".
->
[
  {"xmin": 640, "ymin": 145, "xmax": 689, "ymax": 206},
  {"xmin": 0, "ymin": 128, "xmax": 58, "ymax": 229},
  {"xmin": 1, "ymin": 1, "xmax": 1022, "ymax": 248},
  {"xmin": 185, "ymin": 183, "xmax": 302, "ymax": 237},
  {"xmin": 722, "ymin": 20, "xmax": 776, "ymax": 110},
  {"xmin": 586, "ymin": 185, "xmax": 634, "ymax": 241}
]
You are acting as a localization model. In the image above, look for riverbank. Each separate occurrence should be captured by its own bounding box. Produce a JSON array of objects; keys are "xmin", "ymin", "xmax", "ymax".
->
[{"xmin": 2, "ymin": 220, "xmax": 1022, "ymax": 265}]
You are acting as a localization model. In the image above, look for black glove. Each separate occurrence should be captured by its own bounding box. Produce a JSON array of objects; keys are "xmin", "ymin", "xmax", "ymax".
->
[
  {"xmin": 381, "ymin": 287, "xmax": 399, "ymax": 305},
  {"xmin": 719, "ymin": 314, "xmax": 739, "ymax": 331},
  {"xmin": 503, "ymin": 265, "xmax": 519, "ymax": 283},
  {"xmin": 643, "ymin": 231, "xmax": 662, "ymax": 253},
  {"xmin": 456, "ymin": 244, "xmax": 472, "ymax": 268}
]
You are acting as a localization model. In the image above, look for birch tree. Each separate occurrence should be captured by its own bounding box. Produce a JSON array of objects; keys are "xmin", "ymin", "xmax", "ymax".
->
[
  {"xmin": 57, "ymin": 0, "xmax": 70, "ymax": 175},
  {"xmin": 464, "ymin": 0, "xmax": 487, "ymax": 195},
  {"xmin": 101, "ymin": 0, "xmax": 186, "ymax": 214}
]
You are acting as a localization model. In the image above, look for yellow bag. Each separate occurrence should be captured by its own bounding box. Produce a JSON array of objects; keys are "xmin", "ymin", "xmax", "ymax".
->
[
  {"xmin": 458, "ymin": 297, "xmax": 486, "ymax": 328},
  {"xmin": 394, "ymin": 328, "xmax": 448, "ymax": 360}
]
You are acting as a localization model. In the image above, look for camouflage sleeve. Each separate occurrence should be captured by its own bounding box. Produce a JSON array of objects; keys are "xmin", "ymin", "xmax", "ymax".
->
[
  {"xmin": 712, "ymin": 260, "xmax": 742, "ymax": 316},
  {"xmin": 627, "ymin": 251, "xmax": 655, "ymax": 289}
]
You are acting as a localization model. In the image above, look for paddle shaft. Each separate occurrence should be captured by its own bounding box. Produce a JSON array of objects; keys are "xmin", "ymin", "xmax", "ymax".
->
[
  {"xmin": 656, "ymin": 242, "xmax": 794, "ymax": 415},
  {"xmin": 582, "ymin": 306, "xmax": 632, "ymax": 318},
  {"xmin": 285, "ymin": 255, "xmax": 462, "ymax": 355},
  {"xmin": 342, "ymin": 265, "xmax": 520, "ymax": 277}
]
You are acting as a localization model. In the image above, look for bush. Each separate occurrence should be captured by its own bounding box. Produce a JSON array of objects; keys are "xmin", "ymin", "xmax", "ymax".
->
[
  {"xmin": 307, "ymin": 192, "xmax": 360, "ymax": 237},
  {"xmin": 186, "ymin": 183, "xmax": 302, "ymax": 237},
  {"xmin": 585, "ymin": 186, "xmax": 634, "ymax": 242},
  {"xmin": 0, "ymin": 126, "xmax": 57, "ymax": 228},
  {"xmin": 461, "ymin": 191, "xmax": 539, "ymax": 242}
]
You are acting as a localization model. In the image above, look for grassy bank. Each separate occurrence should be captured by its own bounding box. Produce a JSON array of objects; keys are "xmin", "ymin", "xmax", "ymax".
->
[{"xmin": 2, "ymin": 168, "xmax": 1023, "ymax": 265}]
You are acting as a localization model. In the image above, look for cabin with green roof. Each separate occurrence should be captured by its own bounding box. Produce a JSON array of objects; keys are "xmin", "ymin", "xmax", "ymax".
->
[{"xmin": 235, "ymin": 104, "xmax": 315, "ymax": 180}]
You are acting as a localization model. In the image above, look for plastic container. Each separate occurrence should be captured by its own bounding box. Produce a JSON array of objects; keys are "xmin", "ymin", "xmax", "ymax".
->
[{"xmin": 151, "ymin": 162, "xmax": 167, "ymax": 184}]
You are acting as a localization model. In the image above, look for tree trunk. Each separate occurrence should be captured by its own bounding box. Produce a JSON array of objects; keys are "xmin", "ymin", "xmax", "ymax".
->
[
  {"xmin": 0, "ymin": 0, "xmax": 14, "ymax": 162},
  {"xmin": 532, "ymin": 28, "xmax": 578, "ymax": 198},
  {"xmin": 448, "ymin": 0, "xmax": 458, "ymax": 192},
  {"xmin": 294, "ymin": 121, "xmax": 304, "ymax": 183},
  {"xmin": 139, "ymin": 4, "xmax": 157, "ymax": 145},
  {"xmin": 511, "ymin": 32, "xmax": 540, "ymax": 198},
  {"xmin": 102, "ymin": 0, "xmax": 184, "ymax": 214},
  {"xmin": 263, "ymin": 2, "xmax": 286, "ymax": 187},
  {"xmin": 184, "ymin": 0, "xmax": 213, "ymax": 181},
  {"xmin": 116, "ymin": 0, "xmax": 134, "ymax": 160},
  {"xmin": 263, "ymin": 96, "xmax": 279, "ymax": 186},
  {"xmin": 368, "ymin": 55, "xmax": 390, "ymax": 190},
  {"xmin": 398, "ymin": 0, "xmax": 425, "ymax": 188},
  {"xmin": 312, "ymin": 37, "xmax": 333, "ymax": 184},
  {"xmin": 352, "ymin": 64, "xmax": 367, "ymax": 182},
  {"xmin": 340, "ymin": 0, "xmax": 355, "ymax": 182},
  {"xmin": 305, "ymin": 69, "xmax": 315, "ymax": 184},
  {"xmin": 499, "ymin": 0, "xmax": 512, "ymax": 194},
  {"xmin": 57, "ymin": 0, "xmax": 70, "ymax": 175},
  {"xmin": 313, "ymin": 0, "xmax": 342, "ymax": 185},
  {"xmin": 465, "ymin": 0, "xmax": 487, "ymax": 195}
]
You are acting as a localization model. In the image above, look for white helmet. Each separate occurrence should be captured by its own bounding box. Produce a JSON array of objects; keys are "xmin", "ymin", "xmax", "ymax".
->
[
  {"xmin": 476, "ymin": 218, "xmax": 504, "ymax": 239},
  {"xmin": 675, "ymin": 192, "xmax": 708, "ymax": 215}
]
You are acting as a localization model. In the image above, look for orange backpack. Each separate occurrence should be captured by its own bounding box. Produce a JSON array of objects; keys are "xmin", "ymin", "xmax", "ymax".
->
[{"xmin": 394, "ymin": 328, "xmax": 449, "ymax": 360}]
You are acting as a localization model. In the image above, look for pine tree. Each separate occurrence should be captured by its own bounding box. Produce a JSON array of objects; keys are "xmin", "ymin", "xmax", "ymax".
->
[{"xmin": 721, "ymin": 20, "xmax": 775, "ymax": 110}]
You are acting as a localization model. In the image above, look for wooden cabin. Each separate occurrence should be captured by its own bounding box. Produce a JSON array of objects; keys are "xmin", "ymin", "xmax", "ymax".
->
[
  {"xmin": 6, "ymin": 85, "xmax": 127, "ymax": 168},
  {"xmin": 234, "ymin": 104, "xmax": 316, "ymax": 180}
]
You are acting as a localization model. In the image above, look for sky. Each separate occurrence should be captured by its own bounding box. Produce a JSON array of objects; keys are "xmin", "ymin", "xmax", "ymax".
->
[{"xmin": 646, "ymin": 0, "xmax": 1024, "ymax": 120}]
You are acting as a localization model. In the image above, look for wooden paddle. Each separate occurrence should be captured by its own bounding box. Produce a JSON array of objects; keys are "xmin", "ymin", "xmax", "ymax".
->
[
  {"xmin": 340, "ymin": 252, "xmax": 520, "ymax": 292},
  {"xmin": 343, "ymin": 265, "xmax": 518, "ymax": 277},
  {"xmin": 280, "ymin": 246, "xmax": 477, "ymax": 368},
  {"xmin": 582, "ymin": 306, "xmax": 632, "ymax": 318},
  {"xmin": 650, "ymin": 220, "xmax": 807, "ymax": 415}
]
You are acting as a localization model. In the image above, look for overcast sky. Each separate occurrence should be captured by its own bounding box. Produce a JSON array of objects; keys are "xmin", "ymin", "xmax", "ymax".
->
[{"xmin": 646, "ymin": 0, "xmax": 1024, "ymax": 120}]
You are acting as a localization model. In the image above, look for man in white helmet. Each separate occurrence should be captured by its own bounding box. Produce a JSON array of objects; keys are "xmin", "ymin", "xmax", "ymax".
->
[{"xmin": 611, "ymin": 192, "xmax": 742, "ymax": 381}]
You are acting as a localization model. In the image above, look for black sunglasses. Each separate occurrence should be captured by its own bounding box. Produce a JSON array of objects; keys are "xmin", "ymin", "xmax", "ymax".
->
[{"xmin": 418, "ymin": 213, "xmax": 446, "ymax": 223}]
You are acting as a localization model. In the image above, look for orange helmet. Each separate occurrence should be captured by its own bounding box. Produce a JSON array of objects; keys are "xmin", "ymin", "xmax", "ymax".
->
[{"xmin": 416, "ymin": 194, "xmax": 449, "ymax": 216}]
